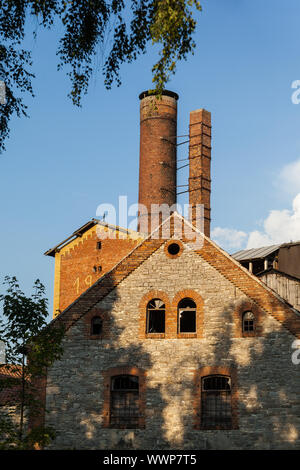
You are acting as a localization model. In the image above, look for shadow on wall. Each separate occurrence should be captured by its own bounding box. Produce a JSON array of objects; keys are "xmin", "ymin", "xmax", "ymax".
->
[
  {"xmin": 46, "ymin": 280, "xmax": 300, "ymax": 450},
  {"xmin": 154, "ymin": 299, "xmax": 299, "ymax": 450}
]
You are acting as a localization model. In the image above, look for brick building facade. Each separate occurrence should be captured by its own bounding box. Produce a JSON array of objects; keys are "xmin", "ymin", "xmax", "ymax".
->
[{"xmin": 43, "ymin": 91, "xmax": 300, "ymax": 450}]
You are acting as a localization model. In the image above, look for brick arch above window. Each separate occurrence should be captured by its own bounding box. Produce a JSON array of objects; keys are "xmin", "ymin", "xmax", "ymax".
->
[
  {"xmin": 171, "ymin": 289, "xmax": 204, "ymax": 339},
  {"xmin": 83, "ymin": 307, "xmax": 110, "ymax": 340},
  {"xmin": 193, "ymin": 366, "xmax": 239, "ymax": 430},
  {"xmin": 233, "ymin": 300, "xmax": 263, "ymax": 338},
  {"xmin": 102, "ymin": 366, "xmax": 146, "ymax": 429},
  {"xmin": 139, "ymin": 290, "xmax": 171, "ymax": 339}
]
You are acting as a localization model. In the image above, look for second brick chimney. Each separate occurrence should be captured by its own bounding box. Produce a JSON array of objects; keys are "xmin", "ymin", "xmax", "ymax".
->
[{"xmin": 188, "ymin": 109, "xmax": 212, "ymax": 237}]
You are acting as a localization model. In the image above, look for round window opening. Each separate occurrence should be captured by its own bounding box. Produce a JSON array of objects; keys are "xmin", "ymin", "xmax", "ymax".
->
[{"xmin": 167, "ymin": 243, "xmax": 180, "ymax": 256}]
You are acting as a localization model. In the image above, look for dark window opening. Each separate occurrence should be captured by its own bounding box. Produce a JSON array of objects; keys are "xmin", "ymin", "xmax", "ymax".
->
[
  {"xmin": 110, "ymin": 375, "xmax": 139, "ymax": 428},
  {"xmin": 97, "ymin": 241, "xmax": 102, "ymax": 250},
  {"xmin": 201, "ymin": 375, "xmax": 232, "ymax": 429},
  {"xmin": 167, "ymin": 243, "xmax": 180, "ymax": 255},
  {"xmin": 146, "ymin": 299, "xmax": 165, "ymax": 333},
  {"xmin": 178, "ymin": 298, "xmax": 196, "ymax": 333},
  {"xmin": 242, "ymin": 311, "xmax": 255, "ymax": 332},
  {"xmin": 91, "ymin": 316, "xmax": 103, "ymax": 335}
]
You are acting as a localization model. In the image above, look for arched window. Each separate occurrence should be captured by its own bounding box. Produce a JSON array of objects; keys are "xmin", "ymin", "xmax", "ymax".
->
[
  {"xmin": 201, "ymin": 375, "xmax": 232, "ymax": 429},
  {"xmin": 178, "ymin": 298, "xmax": 196, "ymax": 333},
  {"xmin": 146, "ymin": 299, "xmax": 165, "ymax": 333},
  {"xmin": 110, "ymin": 375, "xmax": 139, "ymax": 428},
  {"xmin": 242, "ymin": 311, "xmax": 255, "ymax": 333},
  {"xmin": 91, "ymin": 316, "xmax": 103, "ymax": 336}
]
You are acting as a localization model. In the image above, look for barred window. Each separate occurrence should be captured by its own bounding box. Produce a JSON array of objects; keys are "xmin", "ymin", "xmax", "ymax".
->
[
  {"xmin": 242, "ymin": 311, "xmax": 255, "ymax": 333},
  {"xmin": 201, "ymin": 375, "xmax": 232, "ymax": 429},
  {"xmin": 110, "ymin": 375, "xmax": 139, "ymax": 428},
  {"xmin": 146, "ymin": 299, "xmax": 165, "ymax": 333},
  {"xmin": 178, "ymin": 298, "xmax": 196, "ymax": 333},
  {"xmin": 91, "ymin": 316, "xmax": 103, "ymax": 335}
]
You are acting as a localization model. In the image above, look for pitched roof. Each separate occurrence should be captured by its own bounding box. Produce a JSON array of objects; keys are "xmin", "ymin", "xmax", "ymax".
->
[
  {"xmin": 52, "ymin": 213, "xmax": 300, "ymax": 338},
  {"xmin": 232, "ymin": 240, "xmax": 300, "ymax": 262},
  {"xmin": 44, "ymin": 218, "xmax": 142, "ymax": 257},
  {"xmin": 232, "ymin": 244, "xmax": 281, "ymax": 261}
]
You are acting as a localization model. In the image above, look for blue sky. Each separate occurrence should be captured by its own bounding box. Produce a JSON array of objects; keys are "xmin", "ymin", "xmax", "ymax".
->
[{"xmin": 2, "ymin": 0, "xmax": 300, "ymax": 319}]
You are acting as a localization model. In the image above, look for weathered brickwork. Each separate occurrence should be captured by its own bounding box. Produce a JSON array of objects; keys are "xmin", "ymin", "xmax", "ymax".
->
[
  {"xmin": 189, "ymin": 109, "xmax": 211, "ymax": 238},
  {"xmin": 138, "ymin": 92, "xmax": 178, "ymax": 234},
  {"xmin": 45, "ymin": 236, "xmax": 300, "ymax": 450},
  {"xmin": 55, "ymin": 227, "xmax": 141, "ymax": 315}
]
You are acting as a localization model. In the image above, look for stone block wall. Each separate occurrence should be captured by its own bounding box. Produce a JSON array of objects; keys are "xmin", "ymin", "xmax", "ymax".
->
[{"xmin": 45, "ymin": 241, "xmax": 300, "ymax": 450}]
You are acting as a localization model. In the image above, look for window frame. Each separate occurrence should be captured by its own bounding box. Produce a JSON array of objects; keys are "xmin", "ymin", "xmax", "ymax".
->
[
  {"xmin": 172, "ymin": 290, "xmax": 204, "ymax": 339},
  {"xmin": 177, "ymin": 298, "xmax": 197, "ymax": 334},
  {"xmin": 90, "ymin": 316, "xmax": 103, "ymax": 336},
  {"xmin": 139, "ymin": 291, "xmax": 170, "ymax": 339},
  {"xmin": 193, "ymin": 366, "xmax": 239, "ymax": 430},
  {"xmin": 242, "ymin": 311, "xmax": 255, "ymax": 336},
  {"xmin": 102, "ymin": 367, "xmax": 146, "ymax": 429},
  {"xmin": 84, "ymin": 308, "xmax": 109, "ymax": 340},
  {"xmin": 201, "ymin": 374, "xmax": 232, "ymax": 430},
  {"xmin": 233, "ymin": 301, "xmax": 262, "ymax": 338},
  {"xmin": 110, "ymin": 375, "xmax": 140, "ymax": 429},
  {"xmin": 146, "ymin": 299, "xmax": 166, "ymax": 337}
]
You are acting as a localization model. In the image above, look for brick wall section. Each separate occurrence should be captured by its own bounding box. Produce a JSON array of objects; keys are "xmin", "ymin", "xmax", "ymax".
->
[
  {"xmin": 189, "ymin": 109, "xmax": 212, "ymax": 238},
  {"xmin": 45, "ymin": 229, "xmax": 300, "ymax": 450},
  {"xmin": 57, "ymin": 232, "xmax": 140, "ymax": 314},
  {"xmin": 53, "ymin": 236, "xmax": 166, "ymax": 332},
  {"xmin": 138, "ymin": 92, "xmax": 178, "ymax": 234}
]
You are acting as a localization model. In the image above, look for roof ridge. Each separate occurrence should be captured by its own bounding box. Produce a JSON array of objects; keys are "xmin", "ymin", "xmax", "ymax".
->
[
  {"xmin": 51, "ymin": 212, "xmax": 300, "ymax": 338},
  {"xmin": 51, "ymin": 213, "xmax": 180, "ymax": 330}
]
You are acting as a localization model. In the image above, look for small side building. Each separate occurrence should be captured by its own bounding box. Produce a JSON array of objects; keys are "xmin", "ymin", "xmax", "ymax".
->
[{"xmin": 232, "ymin": 242, "xmax": 300, "ymax": 311}]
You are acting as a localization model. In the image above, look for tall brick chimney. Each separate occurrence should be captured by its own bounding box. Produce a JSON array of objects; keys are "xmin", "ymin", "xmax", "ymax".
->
[
  {"xmin": 137, "ymin": 90, "xmax": 179, "ymax": 234},
  {"xmin": 188, "ymin": 109, "xmax": 212, "ymax": 237}
]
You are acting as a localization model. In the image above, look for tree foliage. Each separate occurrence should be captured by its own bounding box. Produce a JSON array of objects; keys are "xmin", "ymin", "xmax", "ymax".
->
[
  {"xmin": 0, "ymin": 0, "xmax": 202, "ymax": 153},
  {"xmin": 0, "ymin": 276, "xmax": 65, "ymax": 449}
]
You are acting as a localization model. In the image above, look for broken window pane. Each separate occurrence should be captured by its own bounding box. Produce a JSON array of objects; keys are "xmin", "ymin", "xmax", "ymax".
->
[
  {"xmin": 146, "ymin": 299, "xmax": 165, "ymax": 333},
  {"xmin": 178, "ymin": 298, "xmax": 196, "ymax": 333}
]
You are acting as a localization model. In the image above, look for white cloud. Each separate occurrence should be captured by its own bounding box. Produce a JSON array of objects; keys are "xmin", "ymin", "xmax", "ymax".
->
[
  {"xmin": 212, "ymin": 160, "xmax": 300, "ymax": 253},
  {"xmin": 246, "ymin": 193, "xmax": 300, "ymax": 248},
  {"xmin": 211, "ymin": 227, "xmax": 247, "ymax": 252},
  {"xmin": 278, "ymin": 158, "xmax": 300, "ymax": 195},
  {"xmin": 213, "ymin": 193, "xmax": 300, "ymax": 252}
]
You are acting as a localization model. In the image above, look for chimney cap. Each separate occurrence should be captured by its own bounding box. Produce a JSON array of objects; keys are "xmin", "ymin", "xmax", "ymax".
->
[{"xmin": 139, "ymin": 89, "xmax": 179, "ymax": 101}]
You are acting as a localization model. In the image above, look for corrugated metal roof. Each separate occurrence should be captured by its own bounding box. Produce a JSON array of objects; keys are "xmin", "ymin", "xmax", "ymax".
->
[{"xmin": 232, "ymin": 244, "xmax": 281, "ymax": 261}]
